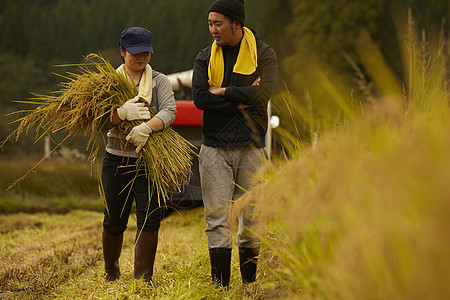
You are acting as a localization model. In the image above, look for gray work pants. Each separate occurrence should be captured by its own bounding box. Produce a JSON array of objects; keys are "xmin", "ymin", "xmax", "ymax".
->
[{"xmin": 199, "ymin": 144, "xmax": 266, "ymax": 249}]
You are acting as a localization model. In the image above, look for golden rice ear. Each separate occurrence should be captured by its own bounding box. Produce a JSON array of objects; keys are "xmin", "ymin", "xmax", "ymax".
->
[{"xmin": 5, "ymin": 52, "xmax": 195, "ymax": 203}]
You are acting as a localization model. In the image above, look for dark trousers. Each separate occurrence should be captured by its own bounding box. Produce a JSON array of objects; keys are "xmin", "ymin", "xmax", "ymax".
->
[{"xmin": 102, "ymin": 152, "xmax": 161, "ymax": 236}]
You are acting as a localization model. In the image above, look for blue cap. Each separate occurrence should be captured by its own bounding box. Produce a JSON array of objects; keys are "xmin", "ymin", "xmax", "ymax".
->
[{"xmin": 119, "ymin": 27, "xmax": 154, "ymax": 54}]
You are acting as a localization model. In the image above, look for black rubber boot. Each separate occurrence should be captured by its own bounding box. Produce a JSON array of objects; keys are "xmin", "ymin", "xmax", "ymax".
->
[
  {"xmin": 239, "ymin": 247, "xmax": 259, "ymax": 284},
  {"xmin": 134, "ymin": 230, "xmax": 158, "ymax": 287},
  {"xmin": 209, "ymin": 248, "xmax": 232, "ymax": 288},
  {"xmin": 102, "ymin": 229, "xmax": 123, "ymax": 281}
]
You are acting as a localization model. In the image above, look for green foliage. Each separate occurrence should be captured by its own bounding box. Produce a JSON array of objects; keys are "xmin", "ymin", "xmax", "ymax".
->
[
  {"xmin": 281, "ymin": 0, "xmax": 448, "ymax": 88},
  {"xmin": 0, "ymin": 156, "xmax": 100, "ymax": 213},
  {"xmin": 287, "ymin": 0, "xmax": 382, "ymax": 67},
  {"xmin": 0, "ymin": 0, "xmax": 273, "ymax": 77},
  {"xmin": 269, "ymin": 0, "xmax": 449, "ymax": 144},
  {"xmin": 0, "ymin": 53, "xmax": 53, "ymax": 102},
  {"xmin": 0, "ymin": 196, "xmax": 103, "ymax": 214},
  {"xmin": 0, "ymin": 0, "xmax": 212, "ymax": 70}
]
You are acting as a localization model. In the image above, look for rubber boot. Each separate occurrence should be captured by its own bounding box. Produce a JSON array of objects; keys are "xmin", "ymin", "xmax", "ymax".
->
[
  {"xmin": 102, "ymin": 229, "xmax": 123, "ymax": 281},
  {"xmin": 239, "ymin": 247, "xmax": 259, "ymax": 284},
  {"xmin": 134, "ymin": 230, "xmax": 158, "ymax": 287},
  {"xmin": 209, "ymin": 248, "xmax": 232, "ymax": 288}
]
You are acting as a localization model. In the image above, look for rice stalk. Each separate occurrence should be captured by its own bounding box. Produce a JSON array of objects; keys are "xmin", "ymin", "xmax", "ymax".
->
[{"xmin": 6, "ymin": 53, "xmax": 196, "ymax": 206}]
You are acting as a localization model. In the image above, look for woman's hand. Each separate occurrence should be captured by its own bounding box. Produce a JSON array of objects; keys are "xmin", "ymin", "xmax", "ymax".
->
[
  {"xmin": 126, "ymin": 122, "xmax": 152, "ymax": 152},
  {"xmin": 116, "ymin": 96, "xmax": 150, "ymax": 121}
]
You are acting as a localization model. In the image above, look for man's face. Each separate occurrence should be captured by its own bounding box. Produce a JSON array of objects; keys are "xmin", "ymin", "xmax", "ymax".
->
[{"xmin": 208, "ymin": 12, "xmax": 239, "ymax": 47}]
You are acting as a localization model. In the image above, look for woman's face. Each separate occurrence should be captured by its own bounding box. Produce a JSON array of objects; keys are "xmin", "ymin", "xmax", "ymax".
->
[{"xmin": 120, "ymin": 48, "xmax": 151, "ymax": 72}]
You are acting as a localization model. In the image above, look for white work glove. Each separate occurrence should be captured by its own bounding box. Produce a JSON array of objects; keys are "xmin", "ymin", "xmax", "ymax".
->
[
  {"xmin": 116, "ymin": 96, "xmax": 150, "ymax": 121},
  {"xmin": 126, "ymin": 122, "xmax": 153, "ymax": 153}
]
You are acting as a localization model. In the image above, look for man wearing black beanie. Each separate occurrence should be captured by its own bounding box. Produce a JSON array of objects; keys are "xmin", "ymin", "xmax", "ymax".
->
[
  {"xmin": 208, "ymin": 0, "xmax": 245, "ymax": 26},
  {"xmin": 193, "ymin": 0, "xmax": 278, "ymax": 288}
]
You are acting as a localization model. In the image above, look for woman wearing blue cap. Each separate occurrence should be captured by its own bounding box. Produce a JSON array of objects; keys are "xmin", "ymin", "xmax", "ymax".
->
[{"xmin": 100, "ymin": 26, "xmax": 176, "ymax": 287}]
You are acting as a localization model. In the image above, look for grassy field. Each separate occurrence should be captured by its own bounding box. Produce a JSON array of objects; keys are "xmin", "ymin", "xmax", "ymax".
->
[
  {"xmin": 0, "ymin": 206, "xmax": 286, "ymax": 299},
  {"xmin": 4, "ymin": 99, "xmax": 450, "ymax": 299},
  {"xmin": 0, "ymin": 154, "xmax": 286, "ymax": 299},
  {"xmin": 0, "ymin": 156, "xmax": 102, "ymax": 214}
]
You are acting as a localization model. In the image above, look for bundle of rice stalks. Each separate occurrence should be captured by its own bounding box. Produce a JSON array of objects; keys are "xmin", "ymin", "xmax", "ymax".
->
[{"xmin": 5, "ymin": 53, "xmax": 195, "ymax": 205}]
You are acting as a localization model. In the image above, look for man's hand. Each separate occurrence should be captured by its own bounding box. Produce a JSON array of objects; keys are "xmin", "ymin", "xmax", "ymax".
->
[
  {"xmin": 116, "ymin": 96, "xmax": 150, "ymax": 121},
  {"xmin": 237, "ymin": 77, "xmax": 260, "ymax": 109},
  {"xmin": 252, "ymin": 77, "xmax": 261, "ymax": 86},
  {"xmin": 208, "ymin": 85, "xmax": 226, "ymax": 96},
  {"xmin": 126, "ymin": 122, "xmax": 152, "ymax": 153},
  {"xmin": 211, "ymin": 77, "xmax": 261, "ymax": 109},
  {"xmin": 238, "ymin": 103, "xmax": 251, "ymax": 109}
]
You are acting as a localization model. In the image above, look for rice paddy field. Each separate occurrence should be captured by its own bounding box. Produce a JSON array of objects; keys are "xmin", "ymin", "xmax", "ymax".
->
[
  {"xmin": 0, "ymin": 207, "xmax": 281, "ymax": 299},
  {"xmin": 1, "ymin": 23, "xmax": 450, "ymax": 299},
  {"xmin": 0, "ymin": 159, "xmax": 282, "ymax": 299},
  {"xmin": 2, "ymin": 83, "xmax": 450, "ymax": 299}
]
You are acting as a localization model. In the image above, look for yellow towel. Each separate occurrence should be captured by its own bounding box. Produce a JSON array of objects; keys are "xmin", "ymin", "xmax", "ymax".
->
[
  {"xmin": 208, "ymin": 27, "xmax": 257, "ymax": 87},
  {"xmin": 116, "ymin": 64, "xmax": 153, "ymax": 104}
]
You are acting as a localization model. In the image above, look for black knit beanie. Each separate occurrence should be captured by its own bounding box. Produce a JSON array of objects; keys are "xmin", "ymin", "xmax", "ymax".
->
[{"xmin": 208, "ymin": 0, "xmax": 245, "ymax": 26}]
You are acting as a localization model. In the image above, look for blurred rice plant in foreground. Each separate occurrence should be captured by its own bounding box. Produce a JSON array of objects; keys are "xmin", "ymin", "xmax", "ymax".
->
[{"xmin": 241, "ymin": 14, "xmax": 450, "ymax": 299}]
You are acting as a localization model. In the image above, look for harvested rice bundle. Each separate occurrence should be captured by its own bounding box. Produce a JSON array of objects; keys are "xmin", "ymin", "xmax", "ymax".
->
[{"xmin": 7, "ymin": 53, "xmax": 195, "ymax": 204}]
